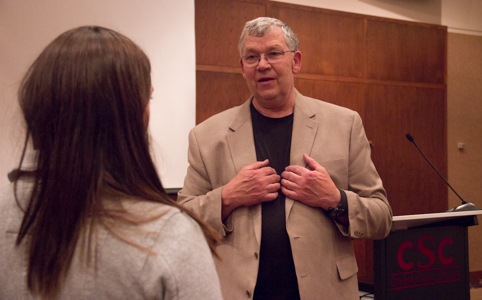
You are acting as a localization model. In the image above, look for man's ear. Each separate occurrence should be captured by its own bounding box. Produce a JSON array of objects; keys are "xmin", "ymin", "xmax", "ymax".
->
[
  {"xmin": 240, "ymin": 59, "xmax": 247, "ymax": 79},
  {"xmin": 292, "ymin": 51, "xmax": 302, "ymax": 74}
]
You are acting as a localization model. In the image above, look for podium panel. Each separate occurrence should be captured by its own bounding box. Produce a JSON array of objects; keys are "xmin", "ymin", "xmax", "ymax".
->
[
  {"xmin": 374, "ymin": 225, "xmax": 469, "ymax": 300},
  {"xmin": 372, "ymin": 211, "xmax": 482, "ymax": 300}
]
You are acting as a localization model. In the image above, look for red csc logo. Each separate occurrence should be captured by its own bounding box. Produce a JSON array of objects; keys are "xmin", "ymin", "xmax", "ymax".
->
[{"xmin": 397, "ymin": 236, "xmax": 454, "ymax": 271}]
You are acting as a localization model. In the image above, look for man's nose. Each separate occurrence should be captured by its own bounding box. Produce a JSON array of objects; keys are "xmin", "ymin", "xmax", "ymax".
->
[{"xmin": 257, "ymin": 54, "xmax": 271, "ymax": 69}]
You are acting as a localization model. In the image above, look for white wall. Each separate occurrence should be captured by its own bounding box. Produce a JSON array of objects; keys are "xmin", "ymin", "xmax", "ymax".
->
[
  {"xmin": 0, "ymin": 0, "xmax": 195, "ymax": 189},
  {"xmin": 442, "ymin": 0, "xmax": 482, "ymax": 36}
]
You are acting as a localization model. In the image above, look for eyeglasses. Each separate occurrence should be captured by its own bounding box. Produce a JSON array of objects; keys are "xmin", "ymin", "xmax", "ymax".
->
[{"xmin": 241, "ymin": 50, "xmax": 295, "ymax": 67}]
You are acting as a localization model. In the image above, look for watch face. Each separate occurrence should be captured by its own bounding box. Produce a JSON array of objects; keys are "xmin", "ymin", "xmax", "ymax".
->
[{"xmin": 329, "ymin": 206, "xmax": 346, "ymax": 218}]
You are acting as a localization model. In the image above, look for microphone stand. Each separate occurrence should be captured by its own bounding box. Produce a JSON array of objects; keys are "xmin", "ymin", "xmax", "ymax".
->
[{"xmin": 406, "ymin": 134, "xmax": 480, "ymax": 212}]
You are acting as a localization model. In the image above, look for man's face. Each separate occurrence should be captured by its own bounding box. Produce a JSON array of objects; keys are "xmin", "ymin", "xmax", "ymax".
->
[{"xmin": 240, "ymin": 26, "xmax": 301, "ymax": 110}]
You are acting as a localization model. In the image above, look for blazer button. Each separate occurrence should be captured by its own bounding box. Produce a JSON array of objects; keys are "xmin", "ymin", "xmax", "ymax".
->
[
  {"xmin": 254, "ymin": 252, "xmax": 259, "ymax": 259},
  {"xmin": 246, "ymin": 290, "xmax": 251, "ymax": 298}
]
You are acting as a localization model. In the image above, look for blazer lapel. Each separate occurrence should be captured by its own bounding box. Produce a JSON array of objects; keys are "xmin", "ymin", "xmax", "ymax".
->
[
  {"xmin": 286, "ymin": 91, "xmax": 319, "ymax": 220},
  {"xmin": 226, "ymin": 98, "xmax": 262, "ymax": 246}
]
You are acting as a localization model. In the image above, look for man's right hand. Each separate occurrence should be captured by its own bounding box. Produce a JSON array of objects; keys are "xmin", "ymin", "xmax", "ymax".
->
[{"xmin": 221, "ymin": 159, "xmax": 280, "ymax": 220}]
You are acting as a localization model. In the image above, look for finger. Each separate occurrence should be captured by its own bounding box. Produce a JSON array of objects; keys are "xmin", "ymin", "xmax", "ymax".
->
[
  {"xmin": 265, "ymin": 172, "xmax": 280, "ymax": 181},
  {"xmin": 280, "ymin": 178, "xmax": 297, "ymax": 191},
  {"xmin": 260, "ymin": 166, "xmax": 279, "ymax": 176},
  {"xmin": 303, "ymin": 154, "xmax": 321, "ymax": 171},
  {"xmin": 249, "ymin": 159, "xmax": 269, "ymax": 170},
  {"xmin": 283, "ymin": 165, "xmax": 307, "ymax": 176},
  {"xmin": 280, "ymin": 186, "xmax": 297, "ymax": 200},
  {"xmin": 281, "ymin": 170, "xmax": 301, "ymax": 182},
  {"xmin": 266, "ymin": 182, "xmax": 281, "ymax": 192},
  {"xmin": 263, "ymin": 191, "xmax": 279, "ymax": 202}
]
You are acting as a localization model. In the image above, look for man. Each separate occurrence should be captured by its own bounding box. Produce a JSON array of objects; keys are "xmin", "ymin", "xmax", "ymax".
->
[{"xmin": 178, "ymin": 17, "xmax": 392, "ymax": 299}]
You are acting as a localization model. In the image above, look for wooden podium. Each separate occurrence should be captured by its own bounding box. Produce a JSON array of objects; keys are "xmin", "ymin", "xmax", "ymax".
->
[{"xmin": 371, "ymin": 210, "xmax": 482, "ymax": 300}]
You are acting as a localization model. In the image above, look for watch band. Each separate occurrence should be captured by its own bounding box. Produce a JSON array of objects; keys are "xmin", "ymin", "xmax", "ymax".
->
[{"xmin": 328, "ymin": 189, "xmax": 348, "ymax": 219}]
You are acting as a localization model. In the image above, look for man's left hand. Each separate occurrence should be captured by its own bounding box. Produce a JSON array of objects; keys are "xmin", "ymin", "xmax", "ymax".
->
[{"xmin": 281, "ymin": 153, "xmax": 340, "ymax": 210}]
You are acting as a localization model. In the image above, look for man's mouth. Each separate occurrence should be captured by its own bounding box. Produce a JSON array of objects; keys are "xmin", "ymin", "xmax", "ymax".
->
[{"xmin": 258, "ymin": 77, "xmax": 274, "ymax": 83}]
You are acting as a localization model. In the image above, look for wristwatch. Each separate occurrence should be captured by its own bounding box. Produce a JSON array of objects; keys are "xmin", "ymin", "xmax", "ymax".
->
[{"xmin": 328, "ymin": 190, "xmax": 348, "ymax": 219}]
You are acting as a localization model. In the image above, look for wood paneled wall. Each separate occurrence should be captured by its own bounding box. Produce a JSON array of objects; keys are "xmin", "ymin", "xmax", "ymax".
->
[{"xmin": 195, "ymin": 0, "xmax": 447, "ymax": 284}]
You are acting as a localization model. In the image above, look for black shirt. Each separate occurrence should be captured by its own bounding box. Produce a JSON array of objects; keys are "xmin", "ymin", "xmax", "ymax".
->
[{"xmin": 251, "ymin": 103, "xmax": 300, "ymax": 300}]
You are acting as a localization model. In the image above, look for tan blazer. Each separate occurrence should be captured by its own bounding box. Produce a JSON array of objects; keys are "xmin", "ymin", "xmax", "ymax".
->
[{"xmin": 178, "ymin": 90, "xmax": 392, "ymax": 300}]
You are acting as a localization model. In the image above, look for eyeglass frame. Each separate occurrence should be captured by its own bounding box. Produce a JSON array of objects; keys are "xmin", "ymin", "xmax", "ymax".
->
[{"xmin": 240, "ymin": 50, "xmax": 296, "ymax": 67}]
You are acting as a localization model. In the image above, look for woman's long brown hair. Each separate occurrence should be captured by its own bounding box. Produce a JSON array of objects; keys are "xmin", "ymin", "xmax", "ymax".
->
[{"xmin": 15, "ymin": 26, "xmax": 218, "ymax": 299}]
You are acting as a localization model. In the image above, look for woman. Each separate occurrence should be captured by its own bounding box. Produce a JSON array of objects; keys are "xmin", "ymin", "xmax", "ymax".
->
[{"xmin": 0, "ymin": 26, "xmax": 222, "ymax": 299}]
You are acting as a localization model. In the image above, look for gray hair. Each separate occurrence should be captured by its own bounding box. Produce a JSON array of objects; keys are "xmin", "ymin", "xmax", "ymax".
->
[{"xmin": 238, "ymin": 17, "xmax": 299, "ymax": 56}]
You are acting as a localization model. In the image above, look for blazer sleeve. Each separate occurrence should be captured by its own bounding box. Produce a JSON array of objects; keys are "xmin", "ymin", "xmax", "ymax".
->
[
  {"xmin": 177, "ymin": 128, "xmax": 230, "ymax": 235},
  {"xmin": 340, "ymin": 112, "xmax": 392, "ymax": 240}
]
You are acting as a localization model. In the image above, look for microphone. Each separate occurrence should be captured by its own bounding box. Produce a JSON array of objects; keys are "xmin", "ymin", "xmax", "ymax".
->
[{"xmin": 405, "ymin": 133, "xmax": 480, "ymax": 212}]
